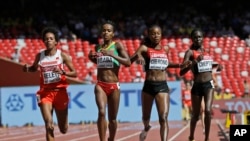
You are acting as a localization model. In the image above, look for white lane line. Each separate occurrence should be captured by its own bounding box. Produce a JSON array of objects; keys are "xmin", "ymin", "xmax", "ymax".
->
[
  {"xmin": 116, "ymin": 124, "xmax": 159, "ymax": 141},
  {"xmin": 168, "ymin": 121, "xmax": 190, "ymax": 141},
  {"xmin": 68, "ymin": 133, "xmax": 99, "ymax": 141},
  {"xmin": 116, "ymin": 131, "xmax": 141, "ymax": 141}
]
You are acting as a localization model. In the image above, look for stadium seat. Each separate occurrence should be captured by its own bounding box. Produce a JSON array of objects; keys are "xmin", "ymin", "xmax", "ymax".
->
[
  {"xmin": 0, "ymin": 36, "xmax": 249, "ymax": 94},
  {"xmin": 161, "ymin": 38, "xmax": 168, "ymax": 46},
  {"xmin": 133, "ymin": 39, "xmax": 141, "ymax": 48}
]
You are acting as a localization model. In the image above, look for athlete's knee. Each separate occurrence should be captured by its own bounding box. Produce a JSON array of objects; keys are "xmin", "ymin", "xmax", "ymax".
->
[
  {"xmin": 59, "ymin": 125, "xmax": 68, "ymax": 134},
  {"xmin": 59, "ymin": 128, "xmax": 68, "ymax": 134},
  {"xmin": 204, "ymin": 109, "xmax": 212, "ymax": 118},
  {"xmin": 158, "ymin": 113, "xmax": 168, "ymax": 123},
  {"xmin": 45, "ymin": 121, "xmax": 54, "ymax": 133},
  {"xmin": 108, "ymin": 119, "xmax": 117, "ymax": 125},
  {"xmin": 98, "ymin": 108, "xmax": 106, "ymax": 118},
  {"xmin": 191, "ymin": 113, "xmax": 200, "ymax": 121}
]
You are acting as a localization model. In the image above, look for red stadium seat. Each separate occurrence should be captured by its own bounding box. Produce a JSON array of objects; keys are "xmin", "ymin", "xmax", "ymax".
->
[{"xmin": 1, "ymin": 36, "xmax": 250, "ymax": 85}]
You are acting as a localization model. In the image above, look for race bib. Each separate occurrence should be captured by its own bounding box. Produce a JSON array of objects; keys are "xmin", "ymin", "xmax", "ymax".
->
[
  {"xmin": 149, "ymin": 58, "xmax": 168, "ymax": 70},
  {"xmin": 197, "ymin": 56, "xmax": 213, "ymax": 72},
  {"xmin": 97, "ymin": 56, "xmax": 114, "ymax": 68},
  {"xmin": 43, "ymin": 71, "xmax": 61, "ymax": 84}
]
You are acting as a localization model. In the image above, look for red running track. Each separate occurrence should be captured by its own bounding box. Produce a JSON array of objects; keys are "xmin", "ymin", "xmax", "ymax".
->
[{"xmin": 0, "ymin": 119, "xmax": 229, "ymax": 141}]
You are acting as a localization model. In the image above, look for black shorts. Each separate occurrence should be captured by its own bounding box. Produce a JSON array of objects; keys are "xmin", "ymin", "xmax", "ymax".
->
[
  {"xmin": 191, "ymin": 80, "xmax": 214, "ymax": 96},
  {"xmin": 142, "ymin": 80, "xmax": 169, "ymax": 96}
]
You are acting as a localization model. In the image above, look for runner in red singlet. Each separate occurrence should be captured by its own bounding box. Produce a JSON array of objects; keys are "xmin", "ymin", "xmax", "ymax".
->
[
  {"xmin": 130, "ymin": 25, "xmax": 187, "ymax": 141},
  {"xmin": 88, "ymin": 20, "xmax": 131, "ymax": 141},
  {"xmin": 23, "ymin": 27, "xmax": 77, "ymax": 141},
  {"xmin": 180, "ymin": 29, "xmax": 223, "ymax": 141}
]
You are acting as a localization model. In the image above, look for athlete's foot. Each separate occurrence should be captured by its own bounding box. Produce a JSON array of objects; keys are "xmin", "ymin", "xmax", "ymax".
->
[
  {"xmin": 188, "ymin": 136, "xmax": 195, "ymax": 141},
  {"xmin": 204, "ymin": 138, "xmax": 209, "ymax": 141},
  {"xmin": 139, "ymin": 125, "xmax": 151, "ymax": 141}
]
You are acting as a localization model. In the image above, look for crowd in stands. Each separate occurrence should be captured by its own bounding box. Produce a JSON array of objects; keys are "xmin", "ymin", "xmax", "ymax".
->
[{"xmin": 1, "ymin": 0, "xmax": 250, "ymax": 42}]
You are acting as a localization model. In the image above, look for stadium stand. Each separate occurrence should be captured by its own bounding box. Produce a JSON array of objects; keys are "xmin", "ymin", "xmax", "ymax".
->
[{"xmin": 1, "ymin": 36, "xmax": 250, "ymax": 97}]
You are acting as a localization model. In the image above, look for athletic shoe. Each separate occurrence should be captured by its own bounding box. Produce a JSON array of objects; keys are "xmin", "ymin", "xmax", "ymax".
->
[
  {"xmin": 188, "ymin": 137, "xmax": 195, "ymax": 141},
  {"xmin": 139, "ymin": 125, "xmax": 151, "ymax": 141}
]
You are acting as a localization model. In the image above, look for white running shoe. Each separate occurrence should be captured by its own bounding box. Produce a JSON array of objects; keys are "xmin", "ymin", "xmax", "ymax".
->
[
  {"xmin": 139, "ymin": 130, "xmax": 148, "ymax": 141},
  {"xmin": 139, "ymin": 125, "xmax": 151, "ymax": 141}
]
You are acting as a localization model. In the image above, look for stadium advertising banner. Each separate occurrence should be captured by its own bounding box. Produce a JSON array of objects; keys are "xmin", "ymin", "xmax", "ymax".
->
[
  {"xmin": 0, "ymin": 82, "xmax": 182, "ymax": 126},
  {"xmin": 212, "ymin": 98, "xmax": 250, "ymax": 119}
]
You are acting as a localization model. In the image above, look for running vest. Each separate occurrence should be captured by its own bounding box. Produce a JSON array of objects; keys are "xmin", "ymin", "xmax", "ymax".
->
[
  {"xmin": 144, "ymin": 47, "xmax": 169, "ymax": 71},
  {"xmin": 38, "ymin": 49, "xmax": 68, "ymax": 89},
  {"xmin": 191, "ymin": 50, "xmax": 213, "ymax": 74},
  {"xmin": 96, "ymin": 42, "xmax": 120, "ymax": 68}
]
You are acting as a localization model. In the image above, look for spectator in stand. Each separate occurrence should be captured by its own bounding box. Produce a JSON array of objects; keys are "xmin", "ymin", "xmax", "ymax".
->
[
  {"xmin": 22, "ymin": 27, "xmax": 77, "ymax": 141},
  {"xmin": 84, "ymin": 71, "xmax": 94, "ymax": 84},
  {"xmin": 179, "ymin": 28, "xmax": 223, "ymax": 141},
  {"xmin": 132, "ymin": 71, "xmax": 145, "ymax": 82},
  {"xmin": 90, "ymin": 24, "xmax": 100, "ymax": 44},
  {"xmin": 88, "ymin": 20, "xmax": 131, "ymax": 141},
  {"xmin": 242, "ymin": 21, "xmax": 250, "ymax": 38},
  {"xmin": 222, "ymin": 88, "xmax": 233, "ymax": 100},
  {"xmin": 68, "ymin": 31, "xmax": 77, "ymax": 42},
  {"xmin": 11, "ymin": 47, "xmax": 21, "ymax": 63},
  {"xmin": 214, "ymin": 92, "xmax": 222, "ymax": 100},
  {"xmin": 245, "ymin": 34, "xmax": 250, "ymax": 47},
  {"xmin": 243, "ymin": 79, "xmax": 250, "ymax": 97}
]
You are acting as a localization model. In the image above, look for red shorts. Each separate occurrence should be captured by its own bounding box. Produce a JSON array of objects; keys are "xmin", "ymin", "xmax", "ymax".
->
[
  {"xmin": 183, "ymin": 100, "xmax": 192, "ymax": 107},
  {"xmin": 36, "ymin": 88, "xmax": 69, "ymax": 110},
  {"xmin": 97, "ymin": 81, "xmax": 120, "ymax": 96}
]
